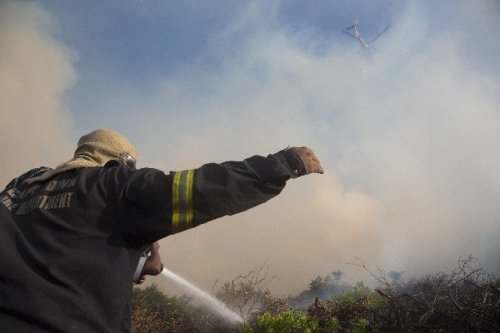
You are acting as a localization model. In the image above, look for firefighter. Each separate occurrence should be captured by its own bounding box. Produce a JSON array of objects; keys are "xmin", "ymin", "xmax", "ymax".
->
[{"xmin": 0, "ymin": 128, "xmax": 323, "ymax": 332}]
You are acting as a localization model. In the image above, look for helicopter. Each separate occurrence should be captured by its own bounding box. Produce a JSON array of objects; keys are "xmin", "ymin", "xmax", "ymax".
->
[{"xmin": 342, "ymin": 19, "xmax": 390, "ymax": 60}]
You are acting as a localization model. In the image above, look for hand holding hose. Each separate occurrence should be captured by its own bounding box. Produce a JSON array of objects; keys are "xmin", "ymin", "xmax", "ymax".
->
[{"xmin": 136, "ymin": 242, "xmax": 163, "ymax": 284}]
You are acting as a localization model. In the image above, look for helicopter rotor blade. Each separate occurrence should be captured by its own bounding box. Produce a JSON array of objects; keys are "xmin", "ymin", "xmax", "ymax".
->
[
  {"xmin": 368, "ymin": 24, "xmax": 390, "ymax": 44},
  {"xmin": 342, "ymin": 30, "xmax": 358, "ymax": 40}
]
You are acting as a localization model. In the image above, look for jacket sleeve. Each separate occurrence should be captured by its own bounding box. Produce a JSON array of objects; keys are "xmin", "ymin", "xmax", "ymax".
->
[
  {"xmin": 119, "ymin": 148, "xmax": 305, "ymax": 246},
  {"xmin": 168, "ymin": 149, "xmax": 306, "ymax": 234}
]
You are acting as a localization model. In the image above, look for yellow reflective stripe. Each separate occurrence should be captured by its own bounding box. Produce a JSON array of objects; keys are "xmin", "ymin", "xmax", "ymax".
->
[
  {"xmin": 171, "ymin": 170, "xmax": 195, "ymax": 233},
  {"xmin": 172, "ymin": 172, "xmax": 182, "ymax": 227},
  {"xmin": 185, "ymin": 169, "xmax": 194, "ymax": 223}
]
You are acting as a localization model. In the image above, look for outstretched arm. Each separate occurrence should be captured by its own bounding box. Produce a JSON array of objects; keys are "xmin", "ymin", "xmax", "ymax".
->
[{"xmin": 120, "ymin": 147, "xmax": 323, "ymax": 246}]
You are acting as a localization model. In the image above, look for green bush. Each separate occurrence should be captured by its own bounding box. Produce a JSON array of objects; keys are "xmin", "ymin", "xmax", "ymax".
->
[
  {"xmin": 346, "ymin": 318, "xmax": 369, "ymax": 333},
  {"xmin": 241, "ymin": 311, "xmax": 319, "ymax": 333},
  {"xmin": 306, "ymin": 282, "xmax": 386, "ymax": 333}
]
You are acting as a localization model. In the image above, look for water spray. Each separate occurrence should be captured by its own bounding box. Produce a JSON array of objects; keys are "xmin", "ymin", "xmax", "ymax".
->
[
  {"xmin": 161, "ymin": 268, "xmax": 245, "ymax": 326},
  {"xmin": 133, "ymin": 248, "xmax": 244, "ymax": 325}
]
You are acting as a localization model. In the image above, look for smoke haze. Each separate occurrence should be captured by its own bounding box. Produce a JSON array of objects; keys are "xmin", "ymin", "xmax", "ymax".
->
[
  {"xmin": 0, "ymin": 1, "xmax": 76, "ymax": 181},
  {"xmin": 2, "ymin": 1, "xmax": 499, "ymax": 295}
]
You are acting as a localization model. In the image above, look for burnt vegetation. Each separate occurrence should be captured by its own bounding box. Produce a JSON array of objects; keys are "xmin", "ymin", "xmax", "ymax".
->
[{"xmin": 131, "ymin": 256, "xmax": 500, "ymax": 332}]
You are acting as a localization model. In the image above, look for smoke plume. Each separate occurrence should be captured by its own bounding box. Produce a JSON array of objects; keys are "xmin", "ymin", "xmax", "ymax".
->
[
  {"xmin": 0, "ymin": 0, "xmax": 76, "ymax": 187},
  {"xmin": 151, "ymin": 2, "xmax": 500, "ymax": 294}
]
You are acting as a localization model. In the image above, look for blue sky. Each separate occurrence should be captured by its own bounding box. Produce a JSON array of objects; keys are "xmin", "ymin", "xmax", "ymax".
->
[
  {"xmin": 2, "ymin": 0, "xmax": 500, "ymax": 295},
  {"xmin": 37, "ymin": 0, "xmax": 408, "ymax": 135}
]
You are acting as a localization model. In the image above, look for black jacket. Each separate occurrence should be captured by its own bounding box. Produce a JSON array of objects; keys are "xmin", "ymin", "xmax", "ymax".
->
[{"xmin": 0, "ymin": 149, "xmax": 305, "ymax": 332}]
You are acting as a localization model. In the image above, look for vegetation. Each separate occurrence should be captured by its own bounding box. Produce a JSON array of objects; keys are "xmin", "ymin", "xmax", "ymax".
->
[
  {"xmin": 131, "ymin": 284, "xmax": 238, "ymax": 332},
  {"xmin": 289, "ymin": 270, "xmax": 350, "ymax": 308},
  {"xmin": 131, "ymin": 256, "xmax": 500, "ymax": 332},
  {"xmin": 240, "ymin": 311, "xmax": 320, "ymax": 333},
  {"xmin": 131, "ymin": 284, "xmax": 191, "ymax": 332}
]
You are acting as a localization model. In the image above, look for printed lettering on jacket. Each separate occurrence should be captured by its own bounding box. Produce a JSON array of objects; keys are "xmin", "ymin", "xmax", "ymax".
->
[{"xmin": 1, "ymin": 178, "xmax": 77, "ymax": 215}]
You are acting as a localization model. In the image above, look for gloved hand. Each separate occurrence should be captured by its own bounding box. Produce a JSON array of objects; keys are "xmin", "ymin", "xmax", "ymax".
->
[{"xmin": 289, "ymin": 147, "xmax": 324, "ymax": 175}]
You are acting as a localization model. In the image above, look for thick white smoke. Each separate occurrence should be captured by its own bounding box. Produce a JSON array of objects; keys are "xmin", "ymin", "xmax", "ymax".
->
[
  {"xmin": 0, "ymin": 0, "xmax": 76, "ymax": 187},
  {"xmin": 150, "ymin": 2, "xmax": 500, "ymax": 294}
]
